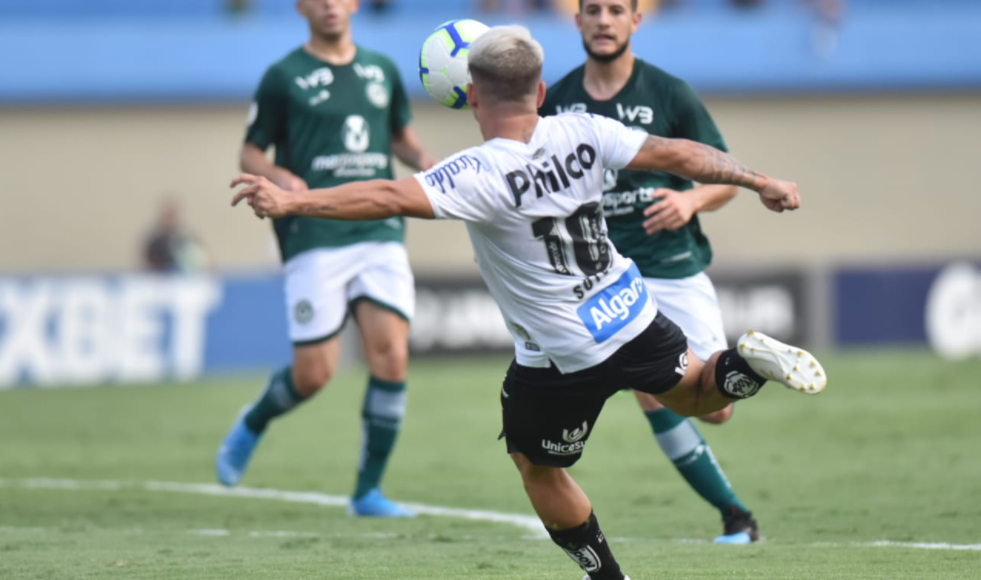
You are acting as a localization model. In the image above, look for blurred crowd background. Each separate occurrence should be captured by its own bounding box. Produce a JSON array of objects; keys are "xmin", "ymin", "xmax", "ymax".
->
[{"xmin": 0, "ymin": 0, "xmax": 978, "ymax": 387}]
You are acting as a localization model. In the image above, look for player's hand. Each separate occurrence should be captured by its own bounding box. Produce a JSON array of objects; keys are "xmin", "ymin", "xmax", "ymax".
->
[
  {"xmin": 758, "ymin": 178, "xmax": 800, "ymax": 213},
  {"xmin": 274, "ymin": 173, "xmax": 309, "ymax": 193},
  {"xmin": 230, "ymin": 174, "xmax": 292, "ymax": 219},
  {"xmin": 642, "ymin": 189, "xmax": 696, "ymax": 234}
]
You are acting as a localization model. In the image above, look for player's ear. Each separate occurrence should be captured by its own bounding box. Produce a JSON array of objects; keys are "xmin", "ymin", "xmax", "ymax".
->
[
  {"xmin": 467, "ymin": 83, "xmax": 478, "ymax": 110},
  {"xmin": 295, "ymin": 0, "xmax": 306, "ymax": 18},
  {"xmin": 575, "ymin": 11, "xmax": 583, "ymax": 32},
  {"xmin": 631, "ymin": 7, "xmax": 642, "ymax": 32},
  {"xmin": 536, "ymin": 80, "xmax": 546, "ymax": 109}
]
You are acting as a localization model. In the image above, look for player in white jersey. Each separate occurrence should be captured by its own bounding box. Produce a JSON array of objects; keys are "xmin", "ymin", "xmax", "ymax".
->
[{"xmin": 229, "ymin": 26, "xmax": 826, "ymax": 580}]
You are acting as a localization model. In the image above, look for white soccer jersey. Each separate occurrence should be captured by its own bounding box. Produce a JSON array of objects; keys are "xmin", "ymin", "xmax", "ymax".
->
[{"xmin": 414, "ymin": 113, "xmax": 656, "ymax": 373}]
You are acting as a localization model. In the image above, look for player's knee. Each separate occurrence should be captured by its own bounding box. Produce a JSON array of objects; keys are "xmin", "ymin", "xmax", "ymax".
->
[
  {"xmin": 510, "ymin": 453, "xmax": 561, "ymax": 484},
  {"xmin": 366, "ymin": 340, "xmax": 408, "ymax": 379},
  {"xmin": 292, "ymin": 363, "xmax": 334, "ymax": 396},
  {"xmin": 633, "ymin": 389, "xmax": 665, "ymax": 412},
  {"xmin": 698, "ymin": 404, "xmax": 734, "ymax": 425}
]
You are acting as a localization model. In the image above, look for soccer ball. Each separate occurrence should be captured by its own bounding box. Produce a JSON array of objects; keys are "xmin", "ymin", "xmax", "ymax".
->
[{"xmin": 418, "ymin": 19, "xmax": 490, "ymax": 110}]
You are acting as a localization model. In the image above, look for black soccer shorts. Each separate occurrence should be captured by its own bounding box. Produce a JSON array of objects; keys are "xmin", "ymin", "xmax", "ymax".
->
[{"xmin": 500, "ymin": 312, "xmax": 689, "ymax": 468}]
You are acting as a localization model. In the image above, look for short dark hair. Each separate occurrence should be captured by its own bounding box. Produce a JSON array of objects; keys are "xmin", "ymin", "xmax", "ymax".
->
[
  {"xmin": 579, "ymin": 0, "xmax": 639, "ymax": 12},
  {"xmin": 469, "ymin": 27, "xmax": 544, "ymax": 104}
]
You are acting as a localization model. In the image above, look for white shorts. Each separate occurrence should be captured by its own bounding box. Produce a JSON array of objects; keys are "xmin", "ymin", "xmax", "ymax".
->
[
  {"xmin": 283, "ymin": 242, "xmax": 415, "ymax": 345},
  {"xmin": 643, "ymin": 272, "xmax": 727, "ymax": 361}
]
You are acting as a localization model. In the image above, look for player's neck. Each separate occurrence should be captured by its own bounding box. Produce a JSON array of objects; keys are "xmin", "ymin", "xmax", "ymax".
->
[
  {"xmin": 304, "ymin": 33, "xmax": 356, "ymax": 66},
  {"xmin": 479, "ymin": 109, "xmax": 540, "ymax": 144},
  {"xmin": 583, "ymin": 52, "xmax": 635, "ymax": 101}
]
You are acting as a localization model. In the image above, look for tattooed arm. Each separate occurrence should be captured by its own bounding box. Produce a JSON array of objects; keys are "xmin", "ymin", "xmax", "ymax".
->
[
  {"xmin": 230, "ymin": 174, "xmax": 435, "ymax": 220},
  {"xmin": 626, "ymin": 136, "xmax": 800, "ymax": 212}
]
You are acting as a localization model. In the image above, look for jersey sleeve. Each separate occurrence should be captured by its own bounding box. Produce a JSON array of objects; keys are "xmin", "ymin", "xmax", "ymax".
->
[
  {"xmin": 388, "ymin": 65, "xmax": 412, "ymax": 134},
  {"xmin": 587, "ymin": 114, "xmax": 649, "ymax": 170},
  {"xmin": 412, "ymin": 151, "xmax": 493, "ymax": 222},
  {"xmin": 670, "ymin": 81, "xmax": 728, "ymax": 152},
  {"xmin": 245, "ymin": 66, "xmax": 288, "ymax": 150}
]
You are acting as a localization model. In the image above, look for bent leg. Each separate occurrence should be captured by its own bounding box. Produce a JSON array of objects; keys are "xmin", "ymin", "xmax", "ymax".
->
[
  {"xmin": 244, "ymin": 338, "xmax": 341, "ymax": 433},
  {"xmin": 653, "ymin": 348, "xmax": 733, "ymax": 417}
]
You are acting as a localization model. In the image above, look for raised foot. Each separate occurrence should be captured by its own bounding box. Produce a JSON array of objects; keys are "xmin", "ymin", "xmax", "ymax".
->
[{"xmin": 738, "ymin": 330, "xmax": 827, "ymax": 394}]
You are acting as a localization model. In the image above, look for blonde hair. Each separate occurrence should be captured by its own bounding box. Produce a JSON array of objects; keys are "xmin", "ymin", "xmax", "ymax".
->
[{"xmin": 468, "ymin": 26, "xmax": 544, "ymax": 104}]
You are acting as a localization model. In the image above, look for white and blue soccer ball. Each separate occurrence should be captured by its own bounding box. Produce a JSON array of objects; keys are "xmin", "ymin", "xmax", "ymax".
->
[{"xmin": 418, "ymin": 19, "xmax": 489, "ymax": 110}]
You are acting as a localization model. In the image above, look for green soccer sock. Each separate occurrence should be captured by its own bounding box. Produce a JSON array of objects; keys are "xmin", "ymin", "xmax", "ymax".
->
[
  {"xmin": 353, "ymin": 376, "xmax": 407, "ymax": 500},
  {"xmin": 646, "ymin": 408, "xmax": 750, "ymax": 516},
  {"xmin": 244, "ymin": 366, "xmax": 305, "ymax": 434}
]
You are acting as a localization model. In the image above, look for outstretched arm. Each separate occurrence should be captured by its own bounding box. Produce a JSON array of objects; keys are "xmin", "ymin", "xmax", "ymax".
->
[
  {"xmin": 230, "ymin": 174, "xmax": 435, "ymax": 220},
  {"xmin": 626, "ymin": 136, "xmax": 800, "ymax": 212}
]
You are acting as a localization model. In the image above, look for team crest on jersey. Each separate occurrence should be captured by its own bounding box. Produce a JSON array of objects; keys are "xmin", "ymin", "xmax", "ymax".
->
[
  {"xmin": 366, "ymin": 82, "xmax": 389, "ymax": 109},
  {"xmin": 343, "ymin": 115, "xmax": 370, "ymax": 152}
]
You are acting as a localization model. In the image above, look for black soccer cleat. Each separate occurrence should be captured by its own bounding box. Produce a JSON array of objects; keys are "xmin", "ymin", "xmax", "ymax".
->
[{"xmin": 714, "ymin": 508, "xmax": 760, "ymax": 544}]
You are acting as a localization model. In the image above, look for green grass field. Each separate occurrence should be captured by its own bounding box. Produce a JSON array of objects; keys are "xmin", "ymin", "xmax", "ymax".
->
[{"xmin": 1, "ymin": 350, "xmax": 980, "ymax": 579}]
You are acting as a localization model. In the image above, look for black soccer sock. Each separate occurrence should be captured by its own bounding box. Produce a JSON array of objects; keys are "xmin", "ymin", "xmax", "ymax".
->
[
  {"xmin": 547, "ymin": 512, "xmax": 624, "ymax": 580},
  {"xmin": 715, "ymin": 348, "xmax": 768, "ymax": 399}
]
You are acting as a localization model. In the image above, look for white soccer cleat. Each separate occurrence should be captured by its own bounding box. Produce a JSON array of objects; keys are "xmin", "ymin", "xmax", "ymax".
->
[{"xmin": 737, "ymin": 330, "xmax": 827, "ymax": 395}]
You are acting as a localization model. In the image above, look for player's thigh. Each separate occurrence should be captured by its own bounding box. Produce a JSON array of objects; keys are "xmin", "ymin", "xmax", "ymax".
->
[
  {"xmin": 644, "ymin": 272, "xmax": 727, "ymax": 361},
  {"xmin": 283, "ymin": 248, "xmax": 363, "ymax": 347},
  {"xmin": 346, "ymin": 242, "xmax": 415, "ymax": 323},
  {"xmin": 500, "ymin": 361, "xmax": 611, "ymax": 469},
  {"xmin": 616, "ymin": 311, "xmax": 690, "ymax": 396},
  {"xmin": 347, "ymin": 242, "xmax": 414, "ymax": 378}
]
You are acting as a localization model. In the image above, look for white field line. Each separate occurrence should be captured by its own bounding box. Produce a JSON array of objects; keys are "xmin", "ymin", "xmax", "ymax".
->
[
  {"xmin": 3, "ymin": 477, "xmax": 980, "ymax": 552},
  {"xmin": 0, "ymin": 477, "xmax": 548, "ymax": 538}
]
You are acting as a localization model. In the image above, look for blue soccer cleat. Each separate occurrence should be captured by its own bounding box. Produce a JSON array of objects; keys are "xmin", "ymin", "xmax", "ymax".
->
[
  {"xmin": 215, "ymin": 407, "xmax": 262, "ymax": 487},
  {"xmin": 714, "ymin": 510, "xmax": 760, "ymax": 544},
  {"xmin": 348, "ymin": 488, "xmax": 416, "ymax": 518}
]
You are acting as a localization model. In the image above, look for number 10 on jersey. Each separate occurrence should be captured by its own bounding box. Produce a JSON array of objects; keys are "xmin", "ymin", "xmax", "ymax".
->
[{"xmin": 532, "ymin": 202, "xmax": 612, "ymax": 279}]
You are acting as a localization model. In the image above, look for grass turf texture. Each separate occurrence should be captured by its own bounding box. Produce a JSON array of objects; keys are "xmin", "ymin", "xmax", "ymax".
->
[{"xmin": 1, "ymin": 350, "xmax": 979, "ymax": 579}]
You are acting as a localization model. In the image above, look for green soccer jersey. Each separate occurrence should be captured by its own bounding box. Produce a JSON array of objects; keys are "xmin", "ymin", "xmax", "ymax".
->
[
  {"xmin": 246, "ymin": 46, "xmax": 412, "ymax": 262},
  {"xmin": 540, "ymin": 59, "xmax": 727, "ymax": 279}
]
